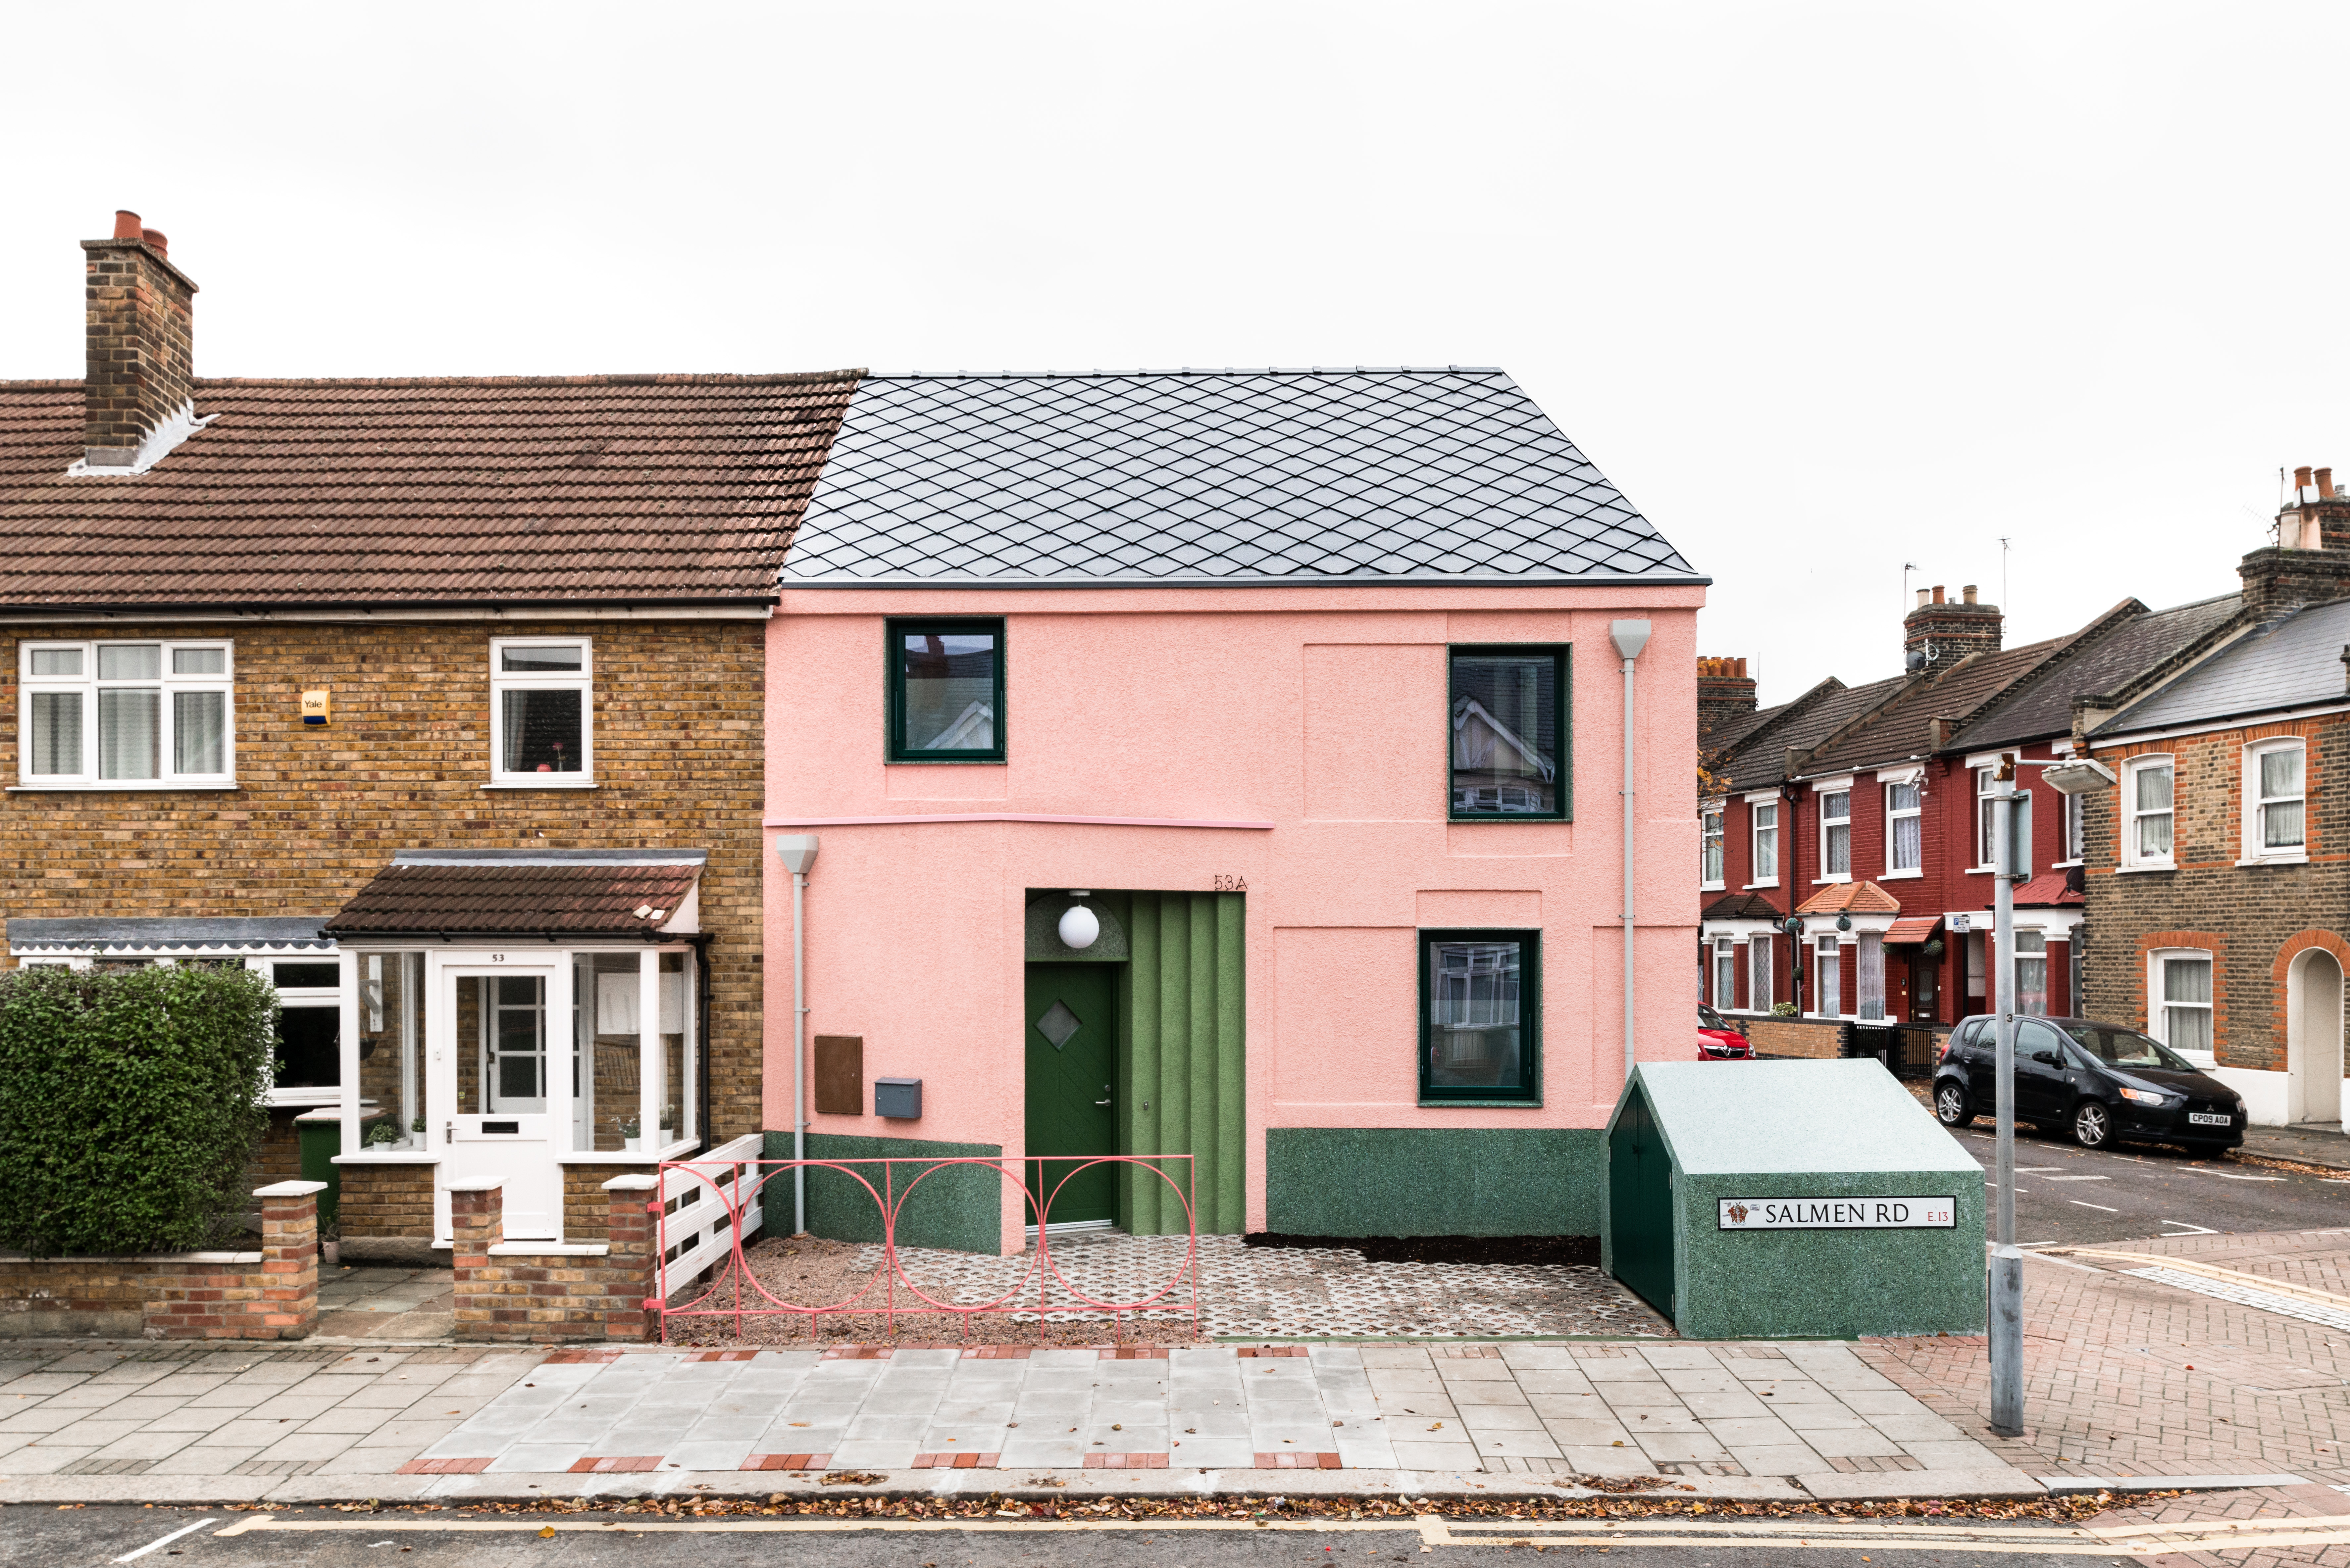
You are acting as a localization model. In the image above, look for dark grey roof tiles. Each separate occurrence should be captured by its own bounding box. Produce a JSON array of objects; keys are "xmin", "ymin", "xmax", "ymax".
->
[
  {"xmin": 1800, "ymin": 638, "xmax": 2073, "ymax": 777},
  {"xmin": 1721, "ymin": 674, "xmax": 1911, "ymax": 790},
  {"xmin": 781, "ymin": 369, "xmax": 1704, "ymax": 586},
  {"xmin": 1956, "ymin": 593, "xmax": 2242, "ymax": 750},
  {"xmin": 2100, "ymin": 595, "xmax": 2350, "ymax": 734}
]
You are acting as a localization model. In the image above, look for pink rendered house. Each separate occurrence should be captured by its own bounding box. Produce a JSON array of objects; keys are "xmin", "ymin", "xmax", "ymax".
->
[{"xmin": 762, "ymin": 369, "xmax": 1706, "ymax": 1252}]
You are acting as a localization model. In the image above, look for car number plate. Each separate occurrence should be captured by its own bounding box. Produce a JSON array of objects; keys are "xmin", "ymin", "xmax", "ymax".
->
[{"xmin": 2187, "ymin": 1111, "xmax": 2231, "ymax": 1126}]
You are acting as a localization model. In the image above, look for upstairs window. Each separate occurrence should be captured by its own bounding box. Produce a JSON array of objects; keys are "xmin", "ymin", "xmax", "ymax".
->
[
  {"xmin": 1448, "ymin": 646, "xmax": 1566, "ymax": 819},
  {"xmin": 2246, "ymin": 740, "xmax": 2306, "ymax": 860},
  {"xmin": 1819, "ymin": 789, "xmax": 1851, "ymax": 879},
  {"xmin": 1700, "ymin": 806, "xmax": 1724, "ymax": 886},
  {"xmin": 1973, "ymin": 766, "xmax": 1999, "ymax": 868},
  {"xmin": 2125, "ymin": 757, "xmax": 2175, "ymax": 868},
  {"xmin": 1885, "ymin": 778, "xmax": 1922, "ymax": 871},
  {"xmin": 19, "ymin": 640, "xmax": 233, "ymax": 787},
  {"xmin": 1751, "ymin": 801, "xmax": 1778, "ymax": 883},
  {"xmin": 889, "ymin": 618, "xmax": 1005, "ymax": 762},
  {"xmin": 2061, "ymin": 789, "xmax": 2085, "ymax": 863},
  {"xmin": 490, "ymin": 638, "xmax": 593, "ymax": 785}
]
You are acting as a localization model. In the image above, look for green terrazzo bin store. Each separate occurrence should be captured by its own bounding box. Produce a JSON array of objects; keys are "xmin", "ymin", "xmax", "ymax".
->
[{"xmin": 1603, "ymin": 1061, "xmax": 1987, "ymax": 1340}]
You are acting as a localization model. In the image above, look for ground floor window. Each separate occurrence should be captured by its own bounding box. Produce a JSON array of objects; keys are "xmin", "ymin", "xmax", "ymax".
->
[
  {"xmin": 1712, "ymin": 938, "xmax": 1735, "ymax": 1010},
  {"xmin": 2015, "ymin": 932, "xmax": 2048, "ymax": 1016},
  {"xmin": 1856, "ymin": 933, "xmax": 1885, "ymax": 1020},
  {"xmin": 1420, "ymin": 929, "xmax": 1538, "ymax": 1102},
  {"xmin": 1814, "ymin": 936, "xmax": 1841, "ymax": 1018},
  {"xmin": 1750, "ymin": 937, "xmax": 1773, "ymax": 1011},
  {"xmin": 2153, "ymin": 951, "xmax": 2213, "ymax": 1055}
]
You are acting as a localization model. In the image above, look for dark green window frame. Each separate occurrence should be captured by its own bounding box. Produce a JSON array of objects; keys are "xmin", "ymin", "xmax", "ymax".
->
[
  {"xmin": 1418, "ymin": 927, "xmax": 1541, "ymax": 1105},
  {"xmin": 1447, "ymin": 643, "xmax": 1569, "ymax": 821},
  {"xmin": 886, "ymin": 616, "xmax": 1006, "ymax": 763}
]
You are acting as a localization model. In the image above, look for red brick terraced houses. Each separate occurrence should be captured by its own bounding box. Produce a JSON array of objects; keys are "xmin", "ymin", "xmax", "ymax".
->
[{"xmin": 1699, "ymin": 579, "xmax": 2245, "ymax": 1070}]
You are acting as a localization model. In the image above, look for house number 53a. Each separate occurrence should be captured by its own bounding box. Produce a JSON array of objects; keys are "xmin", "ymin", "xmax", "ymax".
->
[{"xmin": 1212, "ymin": 874, "xmax": 1248, "ymax": 892}]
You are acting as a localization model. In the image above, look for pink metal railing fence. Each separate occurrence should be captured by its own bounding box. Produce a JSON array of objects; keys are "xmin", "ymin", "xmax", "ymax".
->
[{"xmin": 648, "ymin": 1153, "xmax": 1198, "ymax": 1344}]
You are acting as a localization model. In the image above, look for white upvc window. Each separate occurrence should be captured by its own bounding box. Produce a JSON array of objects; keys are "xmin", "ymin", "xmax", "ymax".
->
[
  {"xmin": 1818, "ymin": 789, "xmax": 1851, "ymax": 880},
  {"xmin": 2124, "ymin": 756, "xmax": 2175, "ymax": 868},
  {"xmin": 1814, "ymin": 934, "xmax": 1842, "ymax": 1017},
  {"xmin": 489, "ymin": 637, "xmax": 594, "ymax": 787},
  {"xmin": 2014, "ymin": 931, "xmax": 2048, "ymax": 1016},
  {"xmin": 250, "ymin": 953, "xmax": 347, "ymax": 1108},
  {"xmin": 1701, "ymin": 805, "xmax": 1725, "ymax": 888},
  {"xmin": 2148, "ymin": 948, "xmax": 2214, "ymax": 1060},
  {"xmin": 1749, "ymin": 935, "xmax": 1773, "ymax": 1010},
  {"xmin": 1750, "ymin": 802, "xmax": 1778, "ymax": 885},
  {"xmin": 1712, "ymin": 937, "xmax": 1735, "ymax": 1008},
  {"xmin": 2059, "ymin": 790, "xmax": 2084, "ymax": 865},
  {"xmin": 1885, "ymin": 778, "xmax": 1922, "ymax": 873},
  {"xmin": 1973, "ymin": 766, "xmax": 1999, "ymax": 869},
  {"xmin": 2244, "ymin": 739, "xmax": 2306, "ymax": 862},
  {"xmin": 19, "ymin": 640, "xmax": 234, "ymax": 788}
]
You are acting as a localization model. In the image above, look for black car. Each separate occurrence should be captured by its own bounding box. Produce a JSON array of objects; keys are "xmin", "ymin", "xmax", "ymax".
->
[{"xmin": 1931, "ymin": 1013, "xmax": 2246, "ymax": 1152}]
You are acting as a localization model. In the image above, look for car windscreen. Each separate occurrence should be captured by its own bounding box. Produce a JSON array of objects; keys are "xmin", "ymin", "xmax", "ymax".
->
[
  {"xmin": 2058, "ymin": 1022, "xmax": 2193, "ymax": 1072},
  {"xmin": 1699, "ymin": 1004, "xmax": 1734, "ymax": 1032}
]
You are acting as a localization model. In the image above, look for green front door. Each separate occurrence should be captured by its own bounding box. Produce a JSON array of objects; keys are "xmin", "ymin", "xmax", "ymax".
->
[
  {"xmin": 1609, "ymin": 1085, "xmax": 1676, "ymax": 1319},
  {"xmin": 1025, "ymin": 963, "xmax": 1118, "ymax": 1227}
]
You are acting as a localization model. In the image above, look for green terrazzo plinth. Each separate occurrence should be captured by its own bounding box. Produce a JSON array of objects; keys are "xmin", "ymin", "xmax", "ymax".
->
[{"xmin": 1602, "ymin": 1061, "xmax": 1986, "ymax": 1340}]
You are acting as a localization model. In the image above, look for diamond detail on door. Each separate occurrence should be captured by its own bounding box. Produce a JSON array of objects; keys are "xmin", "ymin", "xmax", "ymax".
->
[{"xmin": 1036, "ymin": 1000, "xmax": 1081, "ymax": 1051}]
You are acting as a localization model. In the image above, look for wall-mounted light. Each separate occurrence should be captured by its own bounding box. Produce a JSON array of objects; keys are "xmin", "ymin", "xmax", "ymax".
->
[{"xmin": 1058, "ymin": 891, "xmax": 1100, "ymax": 950}]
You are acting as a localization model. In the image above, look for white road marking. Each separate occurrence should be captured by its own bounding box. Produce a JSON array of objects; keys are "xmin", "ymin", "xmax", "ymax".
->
[
  {"xmin": 2070, "ymin": 1200, "xmax": 2120, "ymax": 1212},
  {"xmin": 2045, "ymin": 1175, "xmax": 2111, "ymax": 1182},
  {"xmin": 2174, "ymin": 1168, "xmax": 2284, "ymax": 1181},
  {"xmin": 2160, "ymin": 1221, "xmax": 2220, "ymax": 1234},
  {"xmin": 112, "ymin": 1518, "xmax": 215, "ymax": 1563}
]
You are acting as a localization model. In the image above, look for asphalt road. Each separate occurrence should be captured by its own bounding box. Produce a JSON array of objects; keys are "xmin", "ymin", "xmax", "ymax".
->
[
  {"xmin": 0, "ymin": 1506, "xmax": 2153, "ymax": 1568},
  {"xmin": 1943, "ymin": 1116, "xmax": 2350, "ymax": 1246}
]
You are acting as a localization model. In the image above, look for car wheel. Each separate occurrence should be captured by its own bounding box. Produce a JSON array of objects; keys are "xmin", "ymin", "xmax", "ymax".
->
[
  {"xmin": 1935, "ymin": 1081, "xmax": 1973, "ymax": 1128},
  {"xmin": 2072, "ymin": 1100, "xmax": 2113, "ymax": 1150}
]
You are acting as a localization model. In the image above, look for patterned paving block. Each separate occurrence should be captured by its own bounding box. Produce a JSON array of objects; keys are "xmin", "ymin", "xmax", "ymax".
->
[
  {"xmin": 397, "ymin": 1457, "xmax": 492, "ymax": 1475},
  {"xmin": 569, "ymin": 1455, "xmax": 663, "ymax": 1473}
]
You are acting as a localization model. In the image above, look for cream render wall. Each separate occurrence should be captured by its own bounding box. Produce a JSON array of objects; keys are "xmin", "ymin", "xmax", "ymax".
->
[{"xmin": 763, "ymin": 584, "xmax": 1704, "ymax": 1247}]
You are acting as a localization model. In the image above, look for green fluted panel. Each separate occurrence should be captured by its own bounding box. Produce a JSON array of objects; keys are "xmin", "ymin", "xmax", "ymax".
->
[
  {"xmin": 1215, "ymin": 892, "xmax": 1246, "ymax": 1231},
  {"xmin": 1111, "ymin": 892, "xmax": 1246, "ymax": 1236}
]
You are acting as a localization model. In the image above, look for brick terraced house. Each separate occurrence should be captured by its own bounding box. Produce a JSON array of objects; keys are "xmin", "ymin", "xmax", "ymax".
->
[
  {"xmin": 0, "ymin": 213, "xmax": 856, "ymax": 1256},
  {"xmin": 1699, "ymin": 580, "xmax": 2245, "ymax": 1070},
  {"xmin": 2079, "ymin": 469, "xmax": 2350, "ymax": 1129}
]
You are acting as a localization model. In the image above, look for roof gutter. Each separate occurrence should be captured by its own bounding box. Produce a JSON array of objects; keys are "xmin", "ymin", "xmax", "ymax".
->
[{"xmin": 779, "ymin": 571, "xmax": 1712, "ymax": 591}]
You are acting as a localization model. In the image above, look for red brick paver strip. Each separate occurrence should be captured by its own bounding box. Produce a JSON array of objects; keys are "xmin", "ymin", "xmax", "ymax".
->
[
  {"xmin": 911, "ymin": 1452, "xmax": 1002, "ymax": 1468},
  {"xmin": 960, "ymin": 1346, "xmax": 1033, "ymax": 1359},
  {"xmin": 741, "ymin": 1453, "xmax": 833, "ymax": 1470},
  {"xmin": 1098, "ymin": 1346, "xmax": 1171, "ymax": 1359},
  {"xmin": 1082, "ymin": 1453, "xmax": 1171, "ymax": 1469},
  {"xmin": 569, "ymin": 1456, "xmax": 663, "ymax": 1474},
  {"xmin": 1254, "ymin": 1451, "xmax": 1344, "ymax": 1469},
  {"xmin": 685, "ymin": 1350, "xmax": 760, "ymax": 1363},
  {"xmin": 1235, "ymin": 1346, "xmax": 1309, "ymax": 1358},
  {"xmin": 396, "ymin": 1457, "xmax": 493, "ymax": 1475}
]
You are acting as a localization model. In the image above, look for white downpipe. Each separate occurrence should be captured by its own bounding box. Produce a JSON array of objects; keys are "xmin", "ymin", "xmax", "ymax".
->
[
  {"xmin": 775, "ymin": 836, "xmax": 821, "ymax": 1235},
  {"xmin": 1609, "ymin": 621, "xmax": 1652, "ymax": 1085}
]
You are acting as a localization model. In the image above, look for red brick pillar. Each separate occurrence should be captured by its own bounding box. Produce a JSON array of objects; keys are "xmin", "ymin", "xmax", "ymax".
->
[
  {"xmin": 602, "ymin": 1173, "xmax": 660, "ymax": 1343},
  {"xmin": 447, "ymin": 1179, "xmax": 505, "ymax": 1342},
  {"xmin": 251, "ymin": 1179, "xmax": 326, "ymax": 1340}
]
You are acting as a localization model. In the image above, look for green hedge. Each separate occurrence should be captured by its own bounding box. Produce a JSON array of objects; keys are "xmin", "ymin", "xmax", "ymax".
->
[{"xmin": 0, "ymin": 965, "xmax": 276, "ymax": 1257}]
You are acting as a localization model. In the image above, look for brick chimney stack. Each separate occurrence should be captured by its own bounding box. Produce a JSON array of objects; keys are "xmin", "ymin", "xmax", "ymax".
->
[
  {"xmin": 1904, "ymin": 583, "xmax": 2001, "ymax": 674},
  {"xmin": 80, "ymin": 210, "xmax": 199, "ymax": 471},
  {"xmin": 1697, "ymin": 656, "xmax": 1757, "ymax": 738},
  {"xmin": 2241, "ymin": 462, "xmax": 2350, "ymax": 615}
]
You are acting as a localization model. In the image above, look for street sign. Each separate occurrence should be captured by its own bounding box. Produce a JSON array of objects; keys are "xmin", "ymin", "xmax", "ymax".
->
[{"xmin": 1718, "ymin": 1197, "xmax": 1957, "ymax": 1230}]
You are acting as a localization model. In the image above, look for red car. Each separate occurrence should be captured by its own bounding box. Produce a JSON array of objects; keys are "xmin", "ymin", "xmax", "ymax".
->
[{"xmin": 1699, "ymin": 1004, "xmax": 1753, "ymax": 1060}]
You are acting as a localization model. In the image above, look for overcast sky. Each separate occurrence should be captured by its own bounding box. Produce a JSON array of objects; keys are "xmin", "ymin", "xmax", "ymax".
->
[{"xmin": 2, "ymin": 3, "xmax": 2339, "ymax": 702}]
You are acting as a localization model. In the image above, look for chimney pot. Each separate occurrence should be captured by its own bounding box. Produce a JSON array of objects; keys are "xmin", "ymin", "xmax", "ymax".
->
[
  {"xmin": 1932, "ymin": 585, "xmax": 1946, "ymax": 605},
  {"xmin": 1962, "ymin": 584, "xmax": 1978, "ymax": 605},
  {"xmin": 112, "ymin": 210, "xmax": 142, "ymax": 240},
  {"xmin": 1915, "ymin": 589, "xmax": 1929, "ymax": 609},
  {"xmin": 1735, "ymin": 657, "xmax": 1747, "ymax": 678},
  {"xmin": 79, "ymin": 215, "xmax": 197, "ymax": 470},
  {"xmin": 2320, "ymin": 467, "xmax": 2335, "ymax": 500},
  {"xmin": 139, "ymin": 228, "xmax": 167, "ymax": 258},
  {"xmin": 2298, "ymin": 466, "xmax": 2314, "ymax": 492}
]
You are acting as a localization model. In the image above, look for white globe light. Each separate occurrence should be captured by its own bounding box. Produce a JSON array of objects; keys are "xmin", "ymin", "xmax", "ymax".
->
[{"xmin": 1058, "ymin": 904, "xmax": 1100, "ymax": 950}]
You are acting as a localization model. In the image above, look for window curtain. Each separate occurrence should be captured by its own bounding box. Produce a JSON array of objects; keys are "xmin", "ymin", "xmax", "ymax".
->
[
  {"xmin": 1857, "ymin": 933, "xmax": 1885, "ymax": 1020},
  {"xmin": 97, "ymin": 688, "xmax": 158, "ymax": 780},
  {"xmin": 2262, "ymin": 749, "xmax": 2305, "ymax": 847},
  {"xmin": 2164, "ymin": 958, "xmax": 2212, "ymax": 1052},
  {"xmin": 29, "ymin": 690, "xmax": 80, "ymax": 775},
  {"xmin": 173, "ymin": 690, "xmax": 225, "ymax": 774}
]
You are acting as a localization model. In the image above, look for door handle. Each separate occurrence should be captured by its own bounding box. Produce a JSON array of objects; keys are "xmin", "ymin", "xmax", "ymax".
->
[{"xmin": 1096, "ymin": 1085, "xmax": 1112, "ymax": 1107}]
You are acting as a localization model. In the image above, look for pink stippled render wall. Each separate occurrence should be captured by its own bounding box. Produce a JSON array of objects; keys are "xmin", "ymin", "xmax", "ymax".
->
[{"xmin": 763, "ymin": 585, "xmax": 1704, "ymax": 1248}]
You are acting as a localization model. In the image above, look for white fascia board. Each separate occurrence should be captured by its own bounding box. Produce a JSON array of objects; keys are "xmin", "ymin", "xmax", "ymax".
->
[
  {"xmin": 1703, "ymin": 918, "xmax": 1778, "ymax": 939},
  {"xmin": 1875, "ymin": 763, "xmax": 1924, "ymax": 787},
  {"xmin": 1809, "ymin": 774, "xmax": 1856, "ymax": 795},
  {"xmin": 1742, "ymin": 787, "xmax": 1781, "ymax": 805}
]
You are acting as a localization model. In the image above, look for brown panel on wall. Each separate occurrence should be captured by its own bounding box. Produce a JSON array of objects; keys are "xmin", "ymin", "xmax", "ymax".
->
[{"xmin": 815, "ymin": 1036, "xmax": 864, "ymax": 1115}]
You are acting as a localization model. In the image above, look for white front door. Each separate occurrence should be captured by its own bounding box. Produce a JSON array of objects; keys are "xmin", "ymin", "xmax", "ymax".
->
[{"xmin": 431, "ymin": 956, "xmax": 566, "ymax": 1243}]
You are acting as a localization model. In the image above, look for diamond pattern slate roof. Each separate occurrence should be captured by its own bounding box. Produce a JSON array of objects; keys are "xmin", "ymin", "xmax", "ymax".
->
[
  {"xmin": 0, "ymin": 372, "xmax": 859, "ymax": 608},
  {"xmin": 2101, "ymin": 595, "xmax": 2350, "ymax": 734},
  {"xmin": 1954, "ymin": 593, "xmax": 2243, "ymax": 751},
  {"xmin": 781, "ymin": 369, "xmax": 1702, "ymax": 585},
  {"xmin": 324, "ymin": 857, "xmax": 702, "ymax": 936}
]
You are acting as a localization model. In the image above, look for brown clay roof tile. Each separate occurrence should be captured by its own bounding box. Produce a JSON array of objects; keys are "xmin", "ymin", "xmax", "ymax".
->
[{"xmin": 324, "ymin": 859, "xmax": 701, "ymax": 936}]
